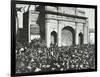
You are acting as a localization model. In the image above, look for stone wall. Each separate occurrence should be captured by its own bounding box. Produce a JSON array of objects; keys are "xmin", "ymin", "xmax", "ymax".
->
[{"xmin": 45, "ymin": 6, "xmax": 88, "ymax": 47}]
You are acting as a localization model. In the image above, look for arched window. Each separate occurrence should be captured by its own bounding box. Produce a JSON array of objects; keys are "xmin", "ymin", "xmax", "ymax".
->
[
  {"xmin": 51, "ymin": 31, "xmax": 57, "ymax": 45},
  {"xmin": 79, "ymin": 32, "xmax": 83, "ymax": 45}
]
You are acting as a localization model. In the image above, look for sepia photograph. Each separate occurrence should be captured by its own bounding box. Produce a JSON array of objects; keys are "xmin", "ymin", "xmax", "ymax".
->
[{"xmin": 11, "ymin": 0, "xmax": 97, "ymax": 76}]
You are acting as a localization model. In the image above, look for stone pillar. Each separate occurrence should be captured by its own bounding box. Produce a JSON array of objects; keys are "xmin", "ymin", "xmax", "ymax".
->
[
  {"xmin": 75, "ymin": 22, "xmax": 79, "ymax": 45},
  {"xmin": 83, "ymin": 20, "xmax": 88, "ymax": 44},
  {"xmin": 58, "ymin": 21, "xmax": 61, "ymax": 47},
  {"xmin": 87, "ymin": 26, "xmax": 89, "ymax": 44},
  {"xmin": 45, "ymin": 20, "xmax": 51, "ymax": 47},
  {"xmin": 87, "ymin": 20, "xmax": 89, "ymax": 44}
]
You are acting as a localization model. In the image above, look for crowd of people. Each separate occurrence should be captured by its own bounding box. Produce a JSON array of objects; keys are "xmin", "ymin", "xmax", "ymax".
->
[{"xmin": 16, "ymin": 39, "xmax": 95, "ymax": 73}]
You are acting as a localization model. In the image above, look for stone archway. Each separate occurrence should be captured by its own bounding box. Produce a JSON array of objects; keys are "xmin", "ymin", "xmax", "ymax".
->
[
  {"xmin": 61, "ymin": 26, "xmax": 75, "ymax": 46},
  {"xmin": 79, "ymin": 32, "xmax": 83, "ymax": 45},
  {"xmin": 51, "ymin": 31, "xmax": 57, "ymax": 45}
]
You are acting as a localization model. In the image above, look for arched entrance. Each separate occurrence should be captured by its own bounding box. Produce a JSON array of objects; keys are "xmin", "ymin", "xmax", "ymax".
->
[
  {"xmin": 61, "ymin": 26, "xmax": 75, "ymax": 46},
  {"xmin": 79, "ymin": 32, "xmax": 83, "ymax": 45},
  {"xmin": 51, "ymin": 31, "xmax": 57, "ymax": 45}
]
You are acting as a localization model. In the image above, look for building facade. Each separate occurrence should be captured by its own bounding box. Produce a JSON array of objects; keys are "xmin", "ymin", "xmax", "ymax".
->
[{"xmin": 16, "ymin": 5, "xmax": 89, "ymax": 47}]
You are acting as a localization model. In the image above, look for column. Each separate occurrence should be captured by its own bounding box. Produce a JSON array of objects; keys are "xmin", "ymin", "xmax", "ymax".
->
[
  {"xmin": 45, "ymin": 20, "xmax": 51, "ymax": 48},
  {"xmin": 28, "ymin": 11, "xmax": 31, "ymax": 43},
  {"xmin": 87, "ymin": 20, "xmax": 89, "ymax": 44},
  {"xmin": 75, "ymin": 22, "xmax": 79, "ymax": 45},
  {"xmin": 58, "ymin": 21, "xmax": 61, "ymax": 47},
  {"xmin": 83, "ymin": 20, "xmax": 88, "ymax": 44}
]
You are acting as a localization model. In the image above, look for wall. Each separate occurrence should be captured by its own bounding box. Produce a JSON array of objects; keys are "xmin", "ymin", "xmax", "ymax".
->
[{"xmin": 45, "ymin": 7, "xmax": 87, "ymax": 47}]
